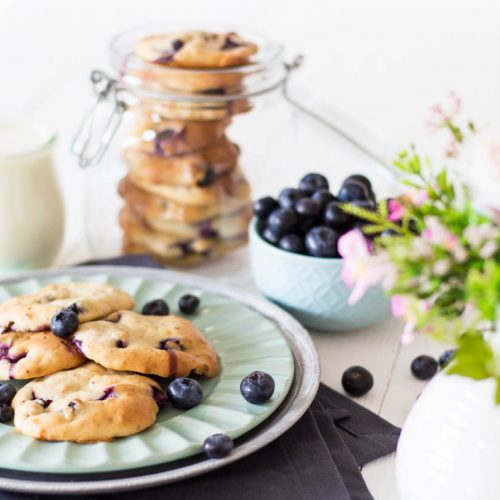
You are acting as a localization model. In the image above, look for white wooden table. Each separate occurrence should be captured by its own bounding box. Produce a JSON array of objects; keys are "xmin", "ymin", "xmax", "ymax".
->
[{"xmin": 1, "ymin": 0, "xmax": 493, "ymax": 496}]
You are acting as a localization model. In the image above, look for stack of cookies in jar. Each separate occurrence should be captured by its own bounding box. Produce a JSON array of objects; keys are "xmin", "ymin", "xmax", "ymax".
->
[{"xmin": 118, "ymin": 31, "xmax": 258, "ymax": 265}]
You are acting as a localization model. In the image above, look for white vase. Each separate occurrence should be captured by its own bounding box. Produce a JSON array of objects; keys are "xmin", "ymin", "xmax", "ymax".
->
[{"xmin": 396, "ymin": 372, "xmax": 500, "ymax": 500}]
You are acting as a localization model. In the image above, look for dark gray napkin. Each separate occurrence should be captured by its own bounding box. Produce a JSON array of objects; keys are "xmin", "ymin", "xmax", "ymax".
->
[{"xmin": 0, "ymin": 255, "xmax": 400, "ymax": 500}]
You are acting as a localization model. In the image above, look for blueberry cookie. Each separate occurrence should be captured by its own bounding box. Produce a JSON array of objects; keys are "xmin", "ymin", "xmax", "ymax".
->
[
  {"xmin": 0, "ymin": 283, "xmax": 134, "ymax": 333},
  {"xmin": 0, "ymin": 332, "xmax": 86, "ymax": 380},
  {"xmin": 12, "ymin": 363, "xmax": 165, "ymax": 443},
  {"xmin": 123, "ymin": 234, "xmax": 248, "ymax": 266},
  {"xmin": 125, "ymin": 136, "xmax": 239, "ymax": 188},
  {"xmin": 131, "ymin": 115, "xmax": 230, "ymax": 156},
  {"xmin": 126, "ymin": 63, "xmax": 246, "ymax": 94},
  {"xmin": 120, "ymin": 204, "xmax": 251, "ymax": 240},
  {"xmin": 130, "ymin": 166, "xmax": 248, "ymax": 206},
  {"xmin": 72, "ymin": 311, "xmax": 219, "ymax": 378},
  {"xmin": 118, "ymin": 176, "xmax": 251, "ymax": 224},
  {"xmin": 134, "ymin": 31, "xmax": 258, "ymax": 69},
  {"xmin": 133, "ymin": 97, "xmax": 252, "ymax": 121}
]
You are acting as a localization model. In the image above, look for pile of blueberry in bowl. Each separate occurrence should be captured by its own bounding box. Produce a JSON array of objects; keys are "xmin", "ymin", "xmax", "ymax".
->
[
  {"xmin": 253, "ymin": 173, "xmax": 376, "ymax": 256},
  {"xmin": 248, "ymin": 172, "xmax": 391, "ymax": 331}
]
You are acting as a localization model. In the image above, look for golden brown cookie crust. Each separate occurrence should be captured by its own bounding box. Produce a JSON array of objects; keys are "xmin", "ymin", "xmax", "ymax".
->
[
  {"xmin": 12, "ymin": 363, "xmax": 164, "ymax": 443},
  {"xmin": 125, "ymin": 136, "xmax": 239, "ymax": 188},
  {"xmin": 118, "ymin": 176, "xmax": 251, "ymax": 224},
  {"xmin": 134, "ymin": 31, "xmax": 258, "ymax": 69},
  {"xmin": 0, "ymin": 283, "xmax": 134, "ymax": 333},
  {"xmin": 73, "ymin": 310, "xmax": 218, "ymax": 378},
  {"xmin": 0, "ymin": 331, "xmax": 85, "ymax": 380},
  {"xmin": 130, "ymin": 115, "xmax": 230, "ymax": 156}
]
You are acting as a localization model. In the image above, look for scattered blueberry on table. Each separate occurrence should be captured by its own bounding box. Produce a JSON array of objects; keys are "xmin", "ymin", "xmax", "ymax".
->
[
  {"xmin": 178, "ymin": 294, "xmax": 200, "ymax": 315},
  {"xmin": 0, "ymin": 384, "xmax": 16, "ymax": 406},
  {"xmin": 240, "ymin": 371, "xmax": 275, "ymax": 404},
  {"xmin": 411, "ymin": 355, "xmax": 438, "ymax": 380},
  {"xmin": 341, "ymin": 366, "xmax": 374, "ymax": 397},
  {"xmin": 438, "ymin": 349, "xmax": 456, "ymax": 369},
  {"xmin": 50, "ymin": 308, "xmax": 79, "ymax": 338},
  {"xmin": 203, "ymin": 433, "xmax": 234, "ymax": 459},
  {"xmin": 167, "ymin": 378, "xmax": 203, "ymax": 410},
  {"xmin": 142, "ymin": 299, "xmax": 170, "ymax": 316},
  {"xmin": 253, "ymin": 172, "xmax": 378, "ymax": 257}
]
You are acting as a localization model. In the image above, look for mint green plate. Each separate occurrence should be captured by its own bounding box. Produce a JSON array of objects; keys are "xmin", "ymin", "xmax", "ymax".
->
[
  {"xmin": 0, "ymin": 270, "xmax": 295, "ymax": 474},
  {"xmin": 0, "ymin": 267, "xmax": 319, "ymax": 494}
]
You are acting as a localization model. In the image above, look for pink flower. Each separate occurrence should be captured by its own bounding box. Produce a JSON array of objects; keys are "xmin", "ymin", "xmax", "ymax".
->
[
  {"xmin": 427, "ymin": 91, "xmax": 462, "ymax": 131},
  {"xmin": 408, "ymin": 189, "xmax": 428, "ymax": 207},
  {"xmin": 388, "ymin": 199, "xmax": 405, "ymax": 222},
  {"xmin": 338, "ymin": 230, "xmax": 395, "ymax": 305},
  {"xmin": 422, "ymin": 216, "xmax": 459, "ymax": 251},
  {"xmin": 391, "ymin": 295, "xmax": 408, "ymax": 317}
]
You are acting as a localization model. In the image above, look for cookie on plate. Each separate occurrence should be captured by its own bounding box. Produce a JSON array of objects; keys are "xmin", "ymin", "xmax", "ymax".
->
[
  {"xmin": 12, "ymin": 362, "xmax": 166, "ymax": 443},
  {"xmin": 0, "ymin": 332, "xmax": 86, "ymax": 380},
  {"xmin": 125, "ymin": 136, "xmax": 239, "ymax": 188},
  {"xmin": 73, "ymin": 310, "xmax": 218, "ymax": 378},
  {"xmin": 118, "ymin": 175, "xmax": 251, "ymax": 224},
  {"xmin": 134, "ymin": 31, "xmax": 258, "ymax": 69},
  {"xmin": 0, "ymin": 282, "xmax": 134, "ymax": 333}
]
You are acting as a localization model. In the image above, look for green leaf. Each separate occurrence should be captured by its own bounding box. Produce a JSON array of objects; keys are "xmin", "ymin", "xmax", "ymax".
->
[
  {"xmin": 495, "ymin": 379, "xmax": 500, "ymax": 405},
  {"xmin": 362, "ymin": 224, "xmax": 386, "ymax": 235},
  {"xmin": 448, "ymin": 332, "xmax": 493, "ymax": 381},
  {"xmin": 378, "ymin": 200, "xmax": 388, "ymax": 219},
  {"xmin": 436, "ymin": 168, "xmax": 448, "ymax": 191},
  {"xmin": 401, "ymin": 179, "xmax": 422, "ymax": 189},
  {"xmin": 338, "ymin": 203, "xmax": 382, "ymax": 223}
]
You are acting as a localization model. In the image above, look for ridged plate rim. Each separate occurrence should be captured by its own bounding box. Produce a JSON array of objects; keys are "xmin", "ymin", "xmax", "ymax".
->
[{"xmin": 0, "ymin": 266, "xmax": 320, "ymax": 494}]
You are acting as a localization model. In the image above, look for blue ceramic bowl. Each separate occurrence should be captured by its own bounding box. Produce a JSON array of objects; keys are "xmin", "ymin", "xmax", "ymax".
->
[{"xmin": 249, "ymin": 220, "xmax": 391, "ymax": 331}]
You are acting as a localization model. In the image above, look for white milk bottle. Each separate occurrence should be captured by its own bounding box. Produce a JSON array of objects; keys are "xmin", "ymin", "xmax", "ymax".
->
[{"xmin": 0, "ymin": 122, "xmax": 64, "ymax": 274}]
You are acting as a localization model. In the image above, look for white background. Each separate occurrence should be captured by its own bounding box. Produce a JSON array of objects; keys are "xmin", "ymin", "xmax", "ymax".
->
[{"xmin": 1, "ymin": 1, "xmax": 498, "ymax": 498}]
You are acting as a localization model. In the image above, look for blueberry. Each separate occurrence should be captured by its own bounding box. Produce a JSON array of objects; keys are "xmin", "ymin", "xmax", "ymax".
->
[
  {"xmin": 295, "ymin": 198, "xmax": 322, "ymax": 218},
  {"xmin": 240, "ymin": 371, "xmax": 275, "ymax": 404},
  {"xmin": 267, "ymin": 208, "xmax": 298, "ymax": 236},
  {"xmin": 341, "ymin": 366, "xmax": 374, "ymax": 397},
  {"xmin": 278, "ymin": 188, "xmax": 304, "ymax": 209},
  {"xmin": 323, "ymin": 202, "xmax": 354, "ymax": 231},
  {"xmin": 0, "ymin": 404, "xmax": 13, "ymax": 423},
  {"xmin": 342, "ymin": 174, "xmax": 372, "ymax": 192},
  {"xmin": 261, "ymin": 225, "xmax": 281, "ymax": 245},
  {"xmin": 295, "ymin": 217, "xmax": 317, "ymax": 236},
  {"xmin": 337, "ymin": 182, "xmax": 373, "ymax": 203},
  {"xmin": 253, "ymin": 196, "xmax": 278, "ymax": 220},
  {"xmin": 411, "ymin": 355, "xmax": 438, "ymax": 380},
  {"xmin": 50, "ymin": 308, "xmax": 79, "ymax": 339},
  {"xmin": 167, "ymin": 378, "xmax": 203, "ymax": 410},
  {"xmin": 312, "ymin": 189, "xmax": 336, "ymax": 208},
  {"xmin": 142, "ymin": 299, "xmax": 169, "ymax": 316},
  {"xmin": 203, "ymin": 433, "xmax": 234, "ymax": 459},
  {"xmin": 438, "ymin": 349, "xmax": 456, "ymax": 369},
  {"xmin": 178, "ymin": 294, "xmax": 200, "ymax": 314},
  {"xmin": 279, "ymin": 234, "xmax": 305, "ymax": 254},
  {"xmin": 305, "ymin": 226, "xmax": 339, "ymax": 257},
  {"xmin": 172, "ymin": 39, "xmax": 184, "ymax": 51},
  {"xmin": 0, "ymin": 384, "xmax": 16, "ymax": 405},
  {"xmin": 298, "ymin": 173, "xmax": 329, "ymax": 193}
]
